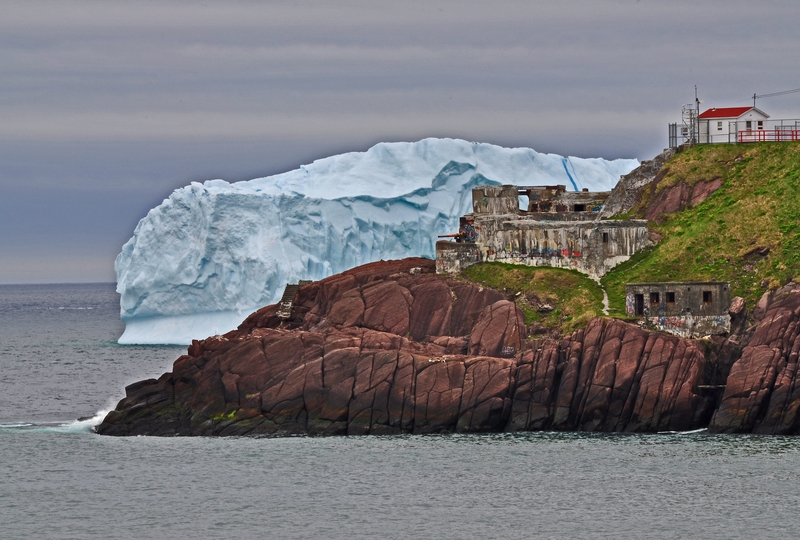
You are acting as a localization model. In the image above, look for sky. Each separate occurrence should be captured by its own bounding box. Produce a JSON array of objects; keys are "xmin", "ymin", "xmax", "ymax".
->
[{"xmin": 2, "ymin": 0, "xmax": 800, "ymax": 284}]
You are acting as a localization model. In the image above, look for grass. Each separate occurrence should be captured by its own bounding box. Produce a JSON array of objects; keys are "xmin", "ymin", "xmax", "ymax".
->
[
  {"xmin": 211, "ymin": 410, "xmax": 237, "ymax": 422},
  {"xmin": 602, "ymin": 141, "xmax": 800, "ymax": 312},
  {"xmin": 460, "ymin": 262, "xmax": 605, "ymax": 333}
]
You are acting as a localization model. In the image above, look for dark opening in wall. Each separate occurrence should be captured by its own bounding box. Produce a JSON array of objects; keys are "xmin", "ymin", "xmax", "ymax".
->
[
  {"xmin": 666, "ymin": 292, "xmax": 676, "ymax": 303},
  {"xmin": 573, "ymin": 204, "xmax": 586, "ymax": 212},
  {"xmin": 650, "ymin": 292, "xmax": 660, "ymax": 304},
  {"xmin": 635, "ymin": 294, "xmax": 644, "ymax": 315},
  {"xmin": 602, "ymin": 232, "xmax": 609, "ymax": 243},
  {"xmin": 703, "ymin": 291, "xmax": 713, "ymax": 304}
]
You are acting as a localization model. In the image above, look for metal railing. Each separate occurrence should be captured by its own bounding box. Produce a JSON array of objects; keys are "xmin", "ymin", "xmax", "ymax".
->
[{"xmin": 738, "ymin": 127, "xmax": 800, "ymax": 143}]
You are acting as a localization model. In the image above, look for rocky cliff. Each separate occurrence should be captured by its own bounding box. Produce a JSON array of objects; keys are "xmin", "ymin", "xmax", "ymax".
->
[
  {"xmin": 98, "ymin": 257, "xmax": 786, "ymax": 437},
  {"xmin": 710, "ymin": 283, "xmax": 800, "ymax": 434}
]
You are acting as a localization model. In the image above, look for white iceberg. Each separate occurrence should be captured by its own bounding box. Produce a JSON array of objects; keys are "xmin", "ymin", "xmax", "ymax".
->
[{"xmin": 116, "ymin": 138, "xmax": 637, "ymax": 344}]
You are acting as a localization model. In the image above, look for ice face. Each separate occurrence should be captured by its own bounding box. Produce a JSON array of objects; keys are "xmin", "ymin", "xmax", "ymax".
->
[{"xmin": 116, "ymin": 138, "xmax": 637, "ymax": 344}]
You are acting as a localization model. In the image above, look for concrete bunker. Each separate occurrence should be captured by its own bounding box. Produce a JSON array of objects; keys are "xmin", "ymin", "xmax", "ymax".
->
[
  {"xmin": 436, "ymin": 184, "xmax": 650, "ymax": 279},
  {"xmin": 625, "ymin": 281, "xmax": 731, "ymax": 338}
]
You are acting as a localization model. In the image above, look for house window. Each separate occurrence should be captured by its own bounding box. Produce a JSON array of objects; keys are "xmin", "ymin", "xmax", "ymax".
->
[
  {"xmin": 666, "ymin": 292, "xmax": 675, "ymax": 303},
  {"xmin": 650, "ymin": 292, "xmax": 660, "ymax": 304},
  {"xmin": 703, "ymin": 291, "xmax": 713, "ymax": 304},
  {"xmin": 758, "ymin": 120, "xmax": 764, "ymax": 130},
  {"xmin": 602, "ymin": 232, "xmax": 609, "ymax": 243},
  {"xmin": 717, "ymin": 121, "xmax": 723, "ymax": 131},
  {"xmin": 746, "ymin": 120, "xmax": 752, "ymax": 129}
]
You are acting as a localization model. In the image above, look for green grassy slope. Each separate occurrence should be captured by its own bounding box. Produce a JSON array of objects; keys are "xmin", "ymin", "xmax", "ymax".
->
[
  {"xmin": 602, "ymin": 141, "xmax": 800, "ymax": 314},
  {"xmin": 460, "ymin": 263, "xmax": 605, "ymax": 333}
]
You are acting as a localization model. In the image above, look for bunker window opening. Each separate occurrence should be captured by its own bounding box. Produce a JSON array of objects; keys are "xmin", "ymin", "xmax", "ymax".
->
[
  {"xmin": 602, "ymin": 232, "xmax": 609, "ymax": 243},
  {"xmin": 703, "ymin": 291, "xmax": 713, "ymax": 304},
  {"xmin": 650, "ymin": 292, "xmax": 660, "ymax": 304},
  {"xmin": 573, "ymin": 204, "xmax": 586, "ymax": 212},
  {"xmin": 635, "ymin": 294, "xmax": 644, "ymax": 315},
  {"xmin": 666, "ymin": 292, "xmax": 675, "ymax": 303}
]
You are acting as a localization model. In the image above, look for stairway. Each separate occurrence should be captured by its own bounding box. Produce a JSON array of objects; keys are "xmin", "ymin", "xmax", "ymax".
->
[{"xmin": 277, "ymin": 284, "xmax": 301, "ymax": 319}]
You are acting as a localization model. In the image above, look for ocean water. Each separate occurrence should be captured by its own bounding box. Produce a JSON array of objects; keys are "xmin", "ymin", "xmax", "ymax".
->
[{"xmin": 2, "ymin": 284, "xmax": 800, "ymax": 539}]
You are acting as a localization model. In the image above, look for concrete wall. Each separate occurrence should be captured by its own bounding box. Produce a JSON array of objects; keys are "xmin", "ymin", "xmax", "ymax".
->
[
  {"xmin": 435, "ymin": 241, "xmax": 481, "ymax": 274},
  {"xmin": 472, "ymin": 217, "xmax": 649, "ymax": 278},
  {"xmin": 472, "ymin": 184, "xmax": 610, "ymax": 217},
  {"xmin": 625, "ymin": 282, "xmax": 730, "ymax": 317},
  {"xmin": 625, "ymin": 281, "xmax": 731, "ymax": 337},
  {"xmin": 437, "ymin": 184, "xmax": 647, "ymax": 278},
  {"xmin": 472, "ymin": 185, "xmax": 520, "ymax": 215},
  {"xmin": 643, "ymin": 314, "xmax": 731, "ymax": 338}
]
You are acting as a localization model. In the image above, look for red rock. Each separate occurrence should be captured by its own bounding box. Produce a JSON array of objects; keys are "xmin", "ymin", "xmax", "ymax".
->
[
  {"xmin": 457, "ymin": 357, "xmax": 515, "ymax": 432},
  {"xmin": 644, "ymin": 181, "xmax": 691, "ymax": 222},
  {"xmin": 468, "ymin": 300, "xmax": 526, "ymax": 357},
  {"xmin": 413, "ymin": 359, "xmax": 465, "ymax": 433},
  {"xmin": 689, "ymin": 177, "xmax": 722, "ymax": 207},
  {"xmin": 361, "ymin": 281, "xmax": 412, "ymax": 335},
  {"xmin": 711, "ymin": 290, "xmax": 800, "ymax": 434},
  {"xmin": 97, "ymin": 257, "xmax": 764, "ymax": 437}
]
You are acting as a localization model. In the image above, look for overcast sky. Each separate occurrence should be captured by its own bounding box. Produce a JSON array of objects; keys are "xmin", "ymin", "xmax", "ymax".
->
[{"xmin": 2, "ymin": 0, "xmax": 799, "ymax": 283}]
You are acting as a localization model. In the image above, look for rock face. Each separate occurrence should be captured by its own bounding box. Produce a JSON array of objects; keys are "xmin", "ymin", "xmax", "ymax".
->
[
  {"xmin": 710, "ymin": 284, "xmax": 800, "ymax": 434},
  {"xmin": 643, "ymin": 178, "xmax": 723, "ymax": 223},
  {"xmin": 98, "ymin": 258, "xmax": 722, "ymax": 437},
  {"xmin": 599, "ymin": 147, "xmax": 679, "ymax": 219},
  {"xmin": 599, "ymin": 145, "xmax": 724, "ymax": 224}
]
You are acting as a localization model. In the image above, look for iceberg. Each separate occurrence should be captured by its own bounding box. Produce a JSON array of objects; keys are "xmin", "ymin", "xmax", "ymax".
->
[{"xmin": 116, "ymin": 138, "xmax": 638, "ymax": 344}]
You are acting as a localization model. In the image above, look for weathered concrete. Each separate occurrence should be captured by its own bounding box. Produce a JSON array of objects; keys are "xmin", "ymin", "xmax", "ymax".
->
[
  {"xmin": 435, "ymin": 241, "xmax": 481, "ymax": 274},
  {"xmin": 472, "ymin": 184, "xmax": 610, "ymax": 216},
  {"xmin": 473, "ymin": 216, "xmax": 649, "ymax": 279},
  {"xmin": 438, "ymin": 184, "xmax": 650, "ymax": 279},
  {"xmin": 626, "ymin": 282, "xmax": 731, "ymax": 338}
]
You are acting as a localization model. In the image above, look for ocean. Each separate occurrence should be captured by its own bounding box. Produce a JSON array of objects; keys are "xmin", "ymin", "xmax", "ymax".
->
[{"xmin": 1, "ymin": 283, "xmax": 799, "ymax": 539}]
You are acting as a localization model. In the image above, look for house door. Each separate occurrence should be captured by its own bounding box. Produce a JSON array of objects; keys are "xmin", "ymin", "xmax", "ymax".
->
[{"xmin": 635, "ymin": 294, "xmax": 644, "ymax": 316}]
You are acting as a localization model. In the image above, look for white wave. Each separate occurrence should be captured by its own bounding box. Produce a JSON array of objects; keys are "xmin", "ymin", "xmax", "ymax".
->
[
  {"xmin": 63, "ymin": 407, "xmax": 115, "ymax": 433},
  {"xmin": 0, "ymin": 403, "xmax": 117, "ymax": 434},
  {"xmin": 657, "ymin": 428, "xmax": 708, "ymax": 435}
]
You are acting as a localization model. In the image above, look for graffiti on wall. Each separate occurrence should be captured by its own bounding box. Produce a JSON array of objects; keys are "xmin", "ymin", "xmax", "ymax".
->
[
  {"xmin": 625, "ymin": 294, "xmax": 635, "ymax": 315},
  {"xmin": 459, "ymin": 221, "xmax": 478, "ymax": 242}
]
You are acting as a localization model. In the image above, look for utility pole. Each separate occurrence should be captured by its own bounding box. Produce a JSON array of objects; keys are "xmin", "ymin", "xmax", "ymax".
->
[
  {"xmin": 753, "ymin": 93, "xmax": 757, "ymax": 108},
  {"xmin": 694, "ymin": 85, "xmax": 700, "ymax": 143}
]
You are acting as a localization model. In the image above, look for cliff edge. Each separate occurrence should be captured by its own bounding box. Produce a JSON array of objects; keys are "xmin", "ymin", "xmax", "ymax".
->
[{"xmin": 98, "ymin": 257, "xmax": 775, "ymax": 437}]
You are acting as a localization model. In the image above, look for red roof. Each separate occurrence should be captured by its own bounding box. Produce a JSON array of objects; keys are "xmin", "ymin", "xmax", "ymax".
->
[{"xmin": 698, "ymin": 107, "xmax": 753, "ymax": 119}]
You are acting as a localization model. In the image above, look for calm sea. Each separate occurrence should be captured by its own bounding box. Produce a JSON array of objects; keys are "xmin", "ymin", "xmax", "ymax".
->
[{"xmin": 1, "ymin": 283, "xmax": 799, "ymax": 540}]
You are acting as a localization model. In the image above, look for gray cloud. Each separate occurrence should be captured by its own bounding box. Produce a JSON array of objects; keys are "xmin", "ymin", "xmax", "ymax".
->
[{"xmin": 2, "ymin": 0, "xmax": 800, "ymax": 282}]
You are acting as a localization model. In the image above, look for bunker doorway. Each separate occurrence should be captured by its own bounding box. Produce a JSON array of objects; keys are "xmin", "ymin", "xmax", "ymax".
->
[{"xmin": 635, "ymin": 294, "xmax": 645, "ymax": 315}]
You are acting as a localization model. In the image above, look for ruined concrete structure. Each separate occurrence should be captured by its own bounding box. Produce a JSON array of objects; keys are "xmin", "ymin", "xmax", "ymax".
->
[
  {"xmin": 625, "ymin": 281, "xmax": 731, "ymax": 338},
  {"xmin": 436, "ymin": 184, "xmax": 650, "ymax": 278}
]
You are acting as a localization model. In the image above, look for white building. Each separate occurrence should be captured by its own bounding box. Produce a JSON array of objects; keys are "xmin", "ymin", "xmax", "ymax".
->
[{"xmin": 698, "ymin": 106, "xmax": 770, "ymax": 144}]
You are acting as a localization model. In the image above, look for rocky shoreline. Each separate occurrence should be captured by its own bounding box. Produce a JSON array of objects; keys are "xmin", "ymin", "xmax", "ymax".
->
[{"xmin": 97, "ymin": 258, "xmax": 800, "ymax": 436}]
